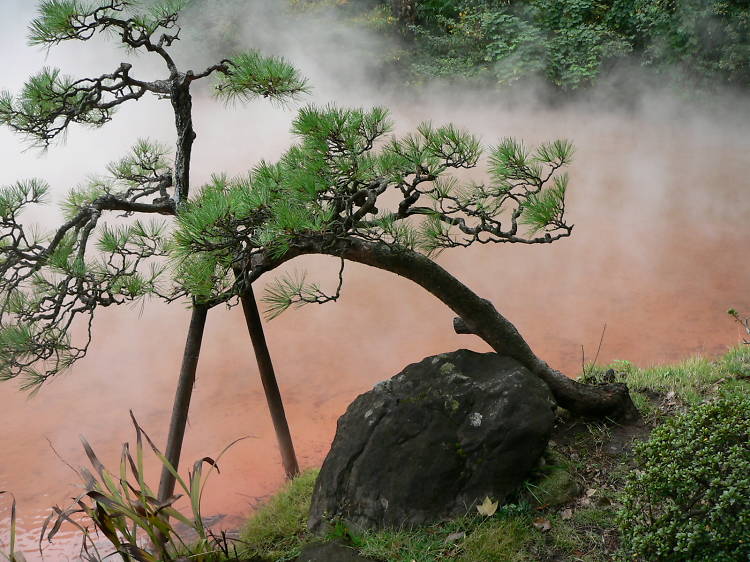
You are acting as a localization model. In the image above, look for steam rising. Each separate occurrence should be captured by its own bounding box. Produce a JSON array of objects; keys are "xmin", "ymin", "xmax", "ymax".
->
[{"xmin": 1, "ymin": 2, "xmax": 749, "ymax": 558}]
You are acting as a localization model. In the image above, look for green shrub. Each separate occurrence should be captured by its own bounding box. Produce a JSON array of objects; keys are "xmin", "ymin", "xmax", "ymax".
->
[{"xmin": 618, "ymin": 395, "xmax": 750, "ymax": 561}]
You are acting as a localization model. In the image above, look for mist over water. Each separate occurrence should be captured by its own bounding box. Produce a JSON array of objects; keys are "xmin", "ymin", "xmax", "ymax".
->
[{"xmin": 1, "ymin": 2, "xmax": 749, "ymax": 559}]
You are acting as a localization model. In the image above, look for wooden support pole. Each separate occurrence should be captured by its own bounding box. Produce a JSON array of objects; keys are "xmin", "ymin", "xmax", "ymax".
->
[
  {"xmin": 240, "ymin": 285, "xmax": 300, "ymax": 479},
  {"xmin": 158, "ymin": 304, "xmax": 209, "ymax": 503}
]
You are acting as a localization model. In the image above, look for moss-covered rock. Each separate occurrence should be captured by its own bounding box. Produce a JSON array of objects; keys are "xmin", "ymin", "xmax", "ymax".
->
[{"xmin": 308, "ymin": 350, "xmax": 556, "ymax": 533}]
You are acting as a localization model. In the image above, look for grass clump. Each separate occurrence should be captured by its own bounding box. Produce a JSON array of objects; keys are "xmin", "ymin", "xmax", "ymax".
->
[
  {"xmin": 582, "ymin": 345, "xmax": 750, "ymax": 410},
  {"xmin": 238, "ymin": 469, "xmax": 318, "ymax": 561},
  {"xmin": 522, "ymin": 450, "xmax": 580, "ymax": 508},
  {"xmin": 353, "ymin": 507, "xmax": 537, "ymax": 562},
  {"xmin": 458, "ymin": 518, "xmax": 534, "ymax": 561},
  {"xmin": 618, "ymin": 395, "xmax": 750, "ymax": 561}
]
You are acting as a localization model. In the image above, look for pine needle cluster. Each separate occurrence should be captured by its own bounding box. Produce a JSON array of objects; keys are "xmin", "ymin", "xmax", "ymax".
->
[{"xmin": 174, "ymin": 104, "xmax": 575, "ymax": 317}]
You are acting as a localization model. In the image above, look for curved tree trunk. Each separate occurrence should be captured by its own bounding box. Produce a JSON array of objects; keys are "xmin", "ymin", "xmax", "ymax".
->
[{"xmin": 277, "ymin": 236, "xmax": 639, "ymax": 422}]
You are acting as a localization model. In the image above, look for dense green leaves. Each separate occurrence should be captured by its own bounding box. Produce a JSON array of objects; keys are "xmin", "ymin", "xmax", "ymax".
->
[
  {"xmin": 619, "ymin": 395, "xmax": 750, "ymax": 561},
  {"xmin": 28, "ymin": 0, "xmax": 85, "ymax": 46},
  {"xmin": 521, "ymin": 175, "xmax": 568, "ymax": 234},
  {"xmin": 353, "ymin": 0, "xmax": 750, "ymax": 90}
]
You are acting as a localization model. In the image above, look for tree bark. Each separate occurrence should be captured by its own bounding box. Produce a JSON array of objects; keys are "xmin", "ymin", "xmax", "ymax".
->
[
  {"xmin": 158, "ymin": 304, "xmax": 209, "ymax": 503},
  {"xmin": 171, "ymin": 81, "xmax": 195, "ymax": 205},
  {"xmin": 239, "ymin": 285, "xmax": 300, "ymax": 479},
  {"xmin": 267, "ymin": 236, "xmax": 638, "ymax": 422}
]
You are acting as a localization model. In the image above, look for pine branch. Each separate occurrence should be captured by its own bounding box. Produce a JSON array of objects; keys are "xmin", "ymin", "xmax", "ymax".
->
[
  {"xmin": 261, "ymin": 259, "xmax": 345, "ymax": 320},
  {"xmin": 0, "ymin": 63, "xmax": 154, "ymax": 147},
  {"xmin": 0, "ymin": 142, "xmax": 178, "ymax": 388},
  {"xmin": 214, "ymin": 52, "xmax": 310, "ymax": 104},
  {"xmin": 171, "ymin": 104, "xmax": 576, "ymax": 310}
]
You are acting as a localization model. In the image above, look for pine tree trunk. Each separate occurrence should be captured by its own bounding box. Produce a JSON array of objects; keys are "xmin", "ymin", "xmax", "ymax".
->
[
  {"xmin": 239, "ymin": 286, "xmax": 300, "ymax": 479},
  {"xmin": 171, "ymin": 82, "xmax": 195, "ymax": 205},
  {"xmin": 286, "ymin": 236, "xmax": 639, "ymax": 422},
  {"xmin": 158, "ymin": 304, "xmax": 209, "ymax": 503}
]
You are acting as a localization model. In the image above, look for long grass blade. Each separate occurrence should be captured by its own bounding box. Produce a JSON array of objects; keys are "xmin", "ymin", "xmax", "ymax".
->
[
  {"xmin": 197, "ymin": 436, "xmax": 249, "ymax": 511},
  {"xmin": 119, "ymin": 543, "xmax": 158, "ymax": 562},
  {"xmin": 130, "ymin": 413, "xmax": 189, "ymax": 494},
  {"xmin": 37, "ymin": 509, "xmax": 54, "ymax": 557},
  {"xmin": 9, "ymin": 493, "xmax": 16, "ymax": 560}
]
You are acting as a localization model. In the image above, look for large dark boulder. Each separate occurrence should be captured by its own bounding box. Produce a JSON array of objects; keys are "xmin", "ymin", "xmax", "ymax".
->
[{"xmin": 308, "ymin": 350, "xmax": 556, "ymax": 533}]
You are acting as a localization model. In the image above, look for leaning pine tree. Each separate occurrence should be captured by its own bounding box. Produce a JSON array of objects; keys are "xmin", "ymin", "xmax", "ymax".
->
[
  {"xmin": 0, "ymin": 0, "xmax": 307, "ymax": 504},
  {"xmin": 174, "ymin": 105, "xmax": 639, "ymax": 420}
]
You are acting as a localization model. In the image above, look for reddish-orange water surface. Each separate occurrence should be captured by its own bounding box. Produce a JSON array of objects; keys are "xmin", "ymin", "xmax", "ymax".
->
[
  {"xmin": 2, "ymin": 99, "xmax": 749, "ymax": 559},
  {"xmin": 1, "ymin": 5, "xmax": 749, "ymax": 553}
]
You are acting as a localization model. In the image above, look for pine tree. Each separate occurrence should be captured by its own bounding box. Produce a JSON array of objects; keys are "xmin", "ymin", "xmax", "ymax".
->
[
  {"xmin": 174, "ymin": 105, "xmax": 638, "ymax": 420},
  {"xmin": 0, "ymin": 0, "xmax": 306, "ymax": 502}
]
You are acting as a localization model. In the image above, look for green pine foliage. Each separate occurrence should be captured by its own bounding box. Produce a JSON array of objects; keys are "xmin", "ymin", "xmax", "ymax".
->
[
  {"xmin": 0, "ymin": 139, "xmax": 176, "ymax": 388},
  {"xmin": 0, "ymin": 179, "xmax": 49, "ymax": 219},
  {"xmin": 173, "ymin": 104, "xmax": 573, "ymax": 315},
  {"xmin": 521, "ymin": 175, "xmax": 567, "ymax": 234},
  {"xmin": 28, "ymin": 0, "xmax": 189, "ymax": 46},
  {"xmin": 27, "ymin": 0, "xmax": 84, "ymax": 46},
  {"xmin": 0, "ymin": 67, "xmax": 109, "ymax": 144},
  {"xmin": 215, "ymin": 51, "xmax": 309, "ymax": 103}
]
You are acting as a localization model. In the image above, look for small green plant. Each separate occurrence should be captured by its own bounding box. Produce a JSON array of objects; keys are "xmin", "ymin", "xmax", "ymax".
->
[
  {"xmin": 43, "ymin": 412, "xmax": 245, "ymax": 562},
  {"xmin": 618, "ymin": 395, "xmax": 750, "ymax": 561},
  {"xmin": 0, "ymin": 492, "xmax": 26, "ymax": 562},
  {"xmin": 327, "ymin": 519, "xmax": 365, "ymax": 548},
  {"xmin": 728, "ymin": 308, "xmax": 750, "ymax": 344}
]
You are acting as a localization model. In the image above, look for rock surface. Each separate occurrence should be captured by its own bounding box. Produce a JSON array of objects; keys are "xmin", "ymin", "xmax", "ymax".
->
[{"xmin": 308, "ymin": 350, "xmax": 556, "ymax": 533}]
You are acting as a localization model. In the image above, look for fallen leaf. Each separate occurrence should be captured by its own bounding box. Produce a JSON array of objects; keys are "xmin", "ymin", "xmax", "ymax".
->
[
  {"xmin": 533, "ymin": 517, "xmax": 552, "ymax": 532},
  {"xmin": 561, "ymin": 508, "xmax": 573, "ymax": 520},
  {"xmin": 585, "ymin": 488, "xmax": 597, "ymax": 497},
  {"xmin": 444, "ymin": 531, "xmax": 466, "ymax": 544},
  {"xmin": 476, "ymin": 496, "xmax": 498, "ymax": 516}
]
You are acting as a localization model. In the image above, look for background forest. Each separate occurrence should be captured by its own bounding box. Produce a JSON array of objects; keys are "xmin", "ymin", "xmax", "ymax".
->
[{"xmin": 294, "ymin": 0, "xmax": 750, "ymax": 92}]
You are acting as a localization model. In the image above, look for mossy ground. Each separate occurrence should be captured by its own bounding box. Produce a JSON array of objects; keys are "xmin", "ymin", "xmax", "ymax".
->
[{"xmin": 235, "ymin": 345, "xmax": 750, "ymax": 561}]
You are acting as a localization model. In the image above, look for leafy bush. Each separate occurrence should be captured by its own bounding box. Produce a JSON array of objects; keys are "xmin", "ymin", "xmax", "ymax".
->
[{"xmin": 618, "ymin": 395, "xmax": 750, "ymax": 561}]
